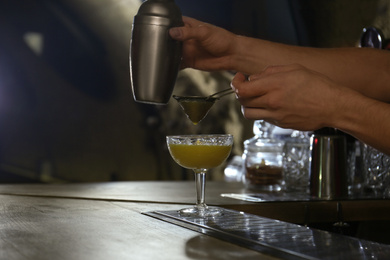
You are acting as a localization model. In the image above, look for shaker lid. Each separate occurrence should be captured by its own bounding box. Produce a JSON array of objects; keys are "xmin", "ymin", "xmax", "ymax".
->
[{"xmin": 134, "ymin": 0, "xmax": 183, "ymax": 27}]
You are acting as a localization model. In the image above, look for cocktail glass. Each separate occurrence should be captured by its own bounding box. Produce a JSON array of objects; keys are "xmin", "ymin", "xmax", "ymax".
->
[{"xmin": 166, "ymin": 134, "xmax": 233, "ymax": 217}]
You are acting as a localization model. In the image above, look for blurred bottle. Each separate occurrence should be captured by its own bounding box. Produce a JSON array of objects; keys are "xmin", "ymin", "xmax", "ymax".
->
[{"xmin": 224, "ymin": 155, "xmax": 244, "ymax": 182}]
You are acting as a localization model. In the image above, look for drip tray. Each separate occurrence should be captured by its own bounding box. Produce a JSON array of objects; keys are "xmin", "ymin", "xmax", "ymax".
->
[{"xmin": 143, "ymin": 208, "xmax": 390, "ymax": 260}]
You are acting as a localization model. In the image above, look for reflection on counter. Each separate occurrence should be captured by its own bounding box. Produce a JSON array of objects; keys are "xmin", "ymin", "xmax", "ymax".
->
[{"xmin": 146, "ymin": 209, "xmax": 390, "ymax": 259}]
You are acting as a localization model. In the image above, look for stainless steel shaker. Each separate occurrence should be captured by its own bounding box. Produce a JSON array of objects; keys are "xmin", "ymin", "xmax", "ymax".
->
[
  {"xmin": 130, "ymin": 0, "xmax": 183, "ymax": 105},
  {"xmin": 310, "ymin": 129, "xmax": 348, "ymax": 199}
]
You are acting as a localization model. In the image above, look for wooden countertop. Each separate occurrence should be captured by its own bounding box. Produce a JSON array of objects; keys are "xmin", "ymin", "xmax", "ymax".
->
[
  {"xmin": 0, "ymin": 181, "xmax": 241, "ymax": 204},
  {"xmin": 0, "ymin": 195, "xmax": 276, "ymax": 260},
  {"xmin": 0, "ymin": 181, "xmax": 389, "ymax": 259},
  {"xmin": 0, "ymin": 181, "xmax": 278, "ymax": 260},
  {"xmin": 1, "ymin": 181, "xmax": 389, "ymax": 224}
]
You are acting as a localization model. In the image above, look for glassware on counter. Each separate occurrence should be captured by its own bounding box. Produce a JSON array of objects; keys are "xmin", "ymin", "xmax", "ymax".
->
[
  {"xmin": 243, "ymin": 121, "xmax": 284, "ymax": 191},
  {"xmin": 347, "ymin": 138, "xmax": 365, "ymax": 197},
  {"xmin": 282, "ymin": 131, "xmax": 311, "ymax": 193},
  {"xmin": 362, "ymin": 143, "xmax": 390, "ymax": 197},
  {"xmin": 224, "ymin": 155, "xmax": 244, "ymax": 182}
]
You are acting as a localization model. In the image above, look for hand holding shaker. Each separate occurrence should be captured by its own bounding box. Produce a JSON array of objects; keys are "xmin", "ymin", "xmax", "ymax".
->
[{"xmin": 130, "ymin": 0, "xmax": 183, "ymax": 105}]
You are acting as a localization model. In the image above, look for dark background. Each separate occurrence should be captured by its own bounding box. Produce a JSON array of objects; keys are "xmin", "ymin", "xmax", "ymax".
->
[{"xmin": 0, "ymin": 0, "xmax": 383, "ymax": 183}]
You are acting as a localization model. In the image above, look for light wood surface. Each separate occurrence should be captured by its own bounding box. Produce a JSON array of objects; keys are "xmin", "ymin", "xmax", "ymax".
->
[
  {"xmin": 0, "ymin": 193, "xmax": 276, "ymax": 260},
  {"xmin": 0, "ymin": 181, "xmax": 240, "ymax": 204},
  {"xmin": 1, "ymin": 181, "xmax": 389, "ymax": 224},
  {"xmin": 1, "ymin": 181, "xmax": 390, "ymax": 259}
]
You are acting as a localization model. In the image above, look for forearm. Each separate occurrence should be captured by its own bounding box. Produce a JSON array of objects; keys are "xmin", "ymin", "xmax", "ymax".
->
[
  {"xmin": 231, "ymin": 35, "xmax": 390, "ymax": 102},
  {"xmin": 331, "ymin": 87, "xmax": 390, "ymax": 155}
]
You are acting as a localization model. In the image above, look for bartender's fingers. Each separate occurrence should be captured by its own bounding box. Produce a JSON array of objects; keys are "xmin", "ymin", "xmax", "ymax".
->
[
  {"xmin": 234, "ymin": 64, "xmax": 308, "ymax": 100},
  {"xmin": 231, "ymin": 72, "xmax": 269, "ymax": 98},
  {"xmin": 230, "ymin": 72, "xmax": 246, "ymax": 94},
  {"xmin": 182, "ymin": 16, "xmax": 204, "ymax": 27},
  {"xmin": 169, "ymin": 17, "xmax": 213, "ymax": 41},
  {"xmin": 240, "ymin": 106, "xmax": 275, "ymax": 121}
]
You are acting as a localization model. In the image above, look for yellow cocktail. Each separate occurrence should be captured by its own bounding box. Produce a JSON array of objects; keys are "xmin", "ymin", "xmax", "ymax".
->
[
  {"xmin": 168, "ymin": 143, "xmax": 232, "ymax": 169},
  {"xmin": 166, "ymin": 134, "xmax": 233, "ymax": 217}
]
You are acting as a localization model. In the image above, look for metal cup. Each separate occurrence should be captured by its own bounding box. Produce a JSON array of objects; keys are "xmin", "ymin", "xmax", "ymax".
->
[
  {"xmin": 310, "ymin": 133, "xmax": 348, "ymax": 199},
  {"xmin": 130, "ymin": 0, "xmax": 183, "ymax": 105}
]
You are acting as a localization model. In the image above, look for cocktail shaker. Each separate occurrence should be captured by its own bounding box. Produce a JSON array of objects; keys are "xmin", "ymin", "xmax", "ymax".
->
[
  {"xmin": 310, "ymin": 128, "xmax": 348, "ymax": 199},
  {"xmin": 130, "ymin": 0, "xmax": 183, "ymax": 105}
]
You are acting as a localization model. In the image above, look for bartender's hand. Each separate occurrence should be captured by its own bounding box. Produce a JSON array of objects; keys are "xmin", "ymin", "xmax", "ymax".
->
[
  {"xmin": 169, "ymin": 16, "xmax": 238, "ymax": 71},
  {"xmin": 231, "ymin": 64, "xmax": 346, "ymax": 131}
]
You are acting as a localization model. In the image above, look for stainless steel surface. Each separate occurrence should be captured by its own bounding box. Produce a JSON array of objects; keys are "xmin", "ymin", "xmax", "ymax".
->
[
  {"xmin": 310, "ymin": 134, "xmax": 348, "ymax": 199},
  {"xmin": 130, "ymin": 0, "xmax": 183, "ymax": 104},
  {"xmin": 145, "ymin": 208, "xmax": 390, "ymax": 260}
]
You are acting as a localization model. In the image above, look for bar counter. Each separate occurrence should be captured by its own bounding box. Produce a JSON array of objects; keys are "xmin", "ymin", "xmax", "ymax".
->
[{"xmin": 0, "ymin": 181, "xmax": 389, "ymax": 259}]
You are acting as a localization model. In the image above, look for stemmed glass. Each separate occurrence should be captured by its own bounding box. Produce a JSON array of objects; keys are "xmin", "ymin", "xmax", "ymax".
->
[{"xmin": 166, "ymin": 134, "xmax": 233, "ymax": 217}]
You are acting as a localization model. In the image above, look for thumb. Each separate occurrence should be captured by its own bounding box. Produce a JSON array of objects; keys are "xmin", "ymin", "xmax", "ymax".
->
[
  {"xmin": 230, "ymin": 72, "xmax": 247, "ymax": 92},
  {"xmin": 169, "ymin": 27, "xmax": 184, "ymax": 40}
]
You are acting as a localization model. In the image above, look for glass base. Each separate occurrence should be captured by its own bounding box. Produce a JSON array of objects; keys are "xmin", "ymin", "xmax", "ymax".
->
[{"xmin": 178, "ymin": 205, "xmax": 224, "ymax": 218}]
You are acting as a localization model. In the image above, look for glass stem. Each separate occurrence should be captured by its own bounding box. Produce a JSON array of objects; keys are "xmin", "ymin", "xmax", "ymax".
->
[{"xmin": 194, "ymin": 169, "xmax": 207, "ymax": 210}]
